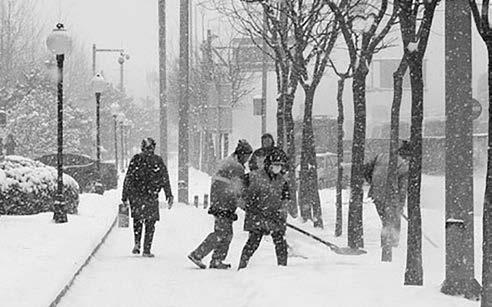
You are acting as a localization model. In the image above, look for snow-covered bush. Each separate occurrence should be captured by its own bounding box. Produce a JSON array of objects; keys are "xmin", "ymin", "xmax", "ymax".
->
[{"xmin": 0, "ymin": 156, "xmax": 79, "ymax": 215}]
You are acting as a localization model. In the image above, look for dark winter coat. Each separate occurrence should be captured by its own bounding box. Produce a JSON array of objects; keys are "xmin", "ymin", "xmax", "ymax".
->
[
  {"xmin": 243, "ymin": 169, "xmax": 290, "ymax": 234},
  {"xmin": 208, "ymin": 154, "xmax": 246, "ymax": 221},
  {"xmin": 367, "ymin": 153, "xmax": 408, "ymax": 206},
  {"xmin": 122, "ymin": 152, "xmax": 172, "ymax": 221}
]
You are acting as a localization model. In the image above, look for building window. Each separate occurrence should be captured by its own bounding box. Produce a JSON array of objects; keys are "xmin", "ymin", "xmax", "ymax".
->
[{"xmin": 368, "ymin": 59, "xmax": 427, "ymax": 91}]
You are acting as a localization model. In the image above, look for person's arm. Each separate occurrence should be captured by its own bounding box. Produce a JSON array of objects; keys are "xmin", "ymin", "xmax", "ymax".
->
[
  {"xmin": 122, "ymin": 156, "xmax": 138, "ymax": 202},
  {"xmin": 248, "ymin": 151, "xmax": 258, "ymax": 171},
  {"xmin": 159, "ymin": 158, "xmax": 174, "ymax": 206}
]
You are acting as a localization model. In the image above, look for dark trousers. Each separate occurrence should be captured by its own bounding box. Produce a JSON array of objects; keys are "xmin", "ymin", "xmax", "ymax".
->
[
  {"xmin": 374, "ymin": 199, "xmax": 402, "ymax": 247},
  {"xmin": 133, "ymin": 219, "xmax": 156, "ymax": 253},
  {"xmin": 191, "ymin": 216, "xmax": 233, "ymax": 263},
  {"xmin": 239, "ymin": 230, "xmax": 288, "ymax": 268}
]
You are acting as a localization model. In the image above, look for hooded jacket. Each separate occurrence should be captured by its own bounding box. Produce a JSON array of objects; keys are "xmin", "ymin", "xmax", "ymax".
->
[
  {"xmin": 249, "ymin": 133, "xmax": 277, "ymax": 171},
  {"xmin": 208, "ymin": 154, "xmax": 247, "ymax": 220},
  {"xmin": 243, "ymin": 148, "xmax": 290, "ymax": 233}
]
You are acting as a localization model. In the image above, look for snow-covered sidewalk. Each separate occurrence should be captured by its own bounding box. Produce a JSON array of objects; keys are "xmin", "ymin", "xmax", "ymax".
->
[
  {"xmin": 0, "ymin": 189, "xmax": 119, "ymax": 307},
  {"xmin": 57, "ymin": 170, "xmax": 482, "ymax": 307}
]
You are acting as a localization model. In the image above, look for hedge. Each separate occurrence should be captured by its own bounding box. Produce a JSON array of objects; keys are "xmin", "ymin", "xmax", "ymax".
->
[{"xmin": 0, "ymin": 156, "xmax": 79, "ymax": 215}]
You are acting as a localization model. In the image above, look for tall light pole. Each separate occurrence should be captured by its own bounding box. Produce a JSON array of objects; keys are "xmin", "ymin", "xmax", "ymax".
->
[
  {"xmin": 441, "ymin": 0, "xmax": 481, "ymax": 299},
  {"xmin": 91, "ymin": 44, "xmax": 129, "ymax": 93},
  {"xmin": 118, "ymin": 114, "xmax": 126, "ymax": 172},
  {"xmin": 179, "ymin": 0, "xmax": 190, "ymax": 204},
  {"xmin": 118, "ymin": 53, "xmax": 130, "ymax": 93},
  {"xmin": 46, "ymin": 23, "xmax": 72, "ymax": 223},
  {"xmin": 111, "ymin": 103, "xmax": 121, "ymax": 173},
  {"xmin": 91, "ymin": 73, "xmax": 107, "ymax": 193},
  {"xmin": 158, "ymin": 0, "xmax": 168, "ymax": 164}
]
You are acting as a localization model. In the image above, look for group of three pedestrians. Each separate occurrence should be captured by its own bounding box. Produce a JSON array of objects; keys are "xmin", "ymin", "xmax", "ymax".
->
[{"xmin": 122, "ymin": 134, "xmax": 291, "ymax": 270}]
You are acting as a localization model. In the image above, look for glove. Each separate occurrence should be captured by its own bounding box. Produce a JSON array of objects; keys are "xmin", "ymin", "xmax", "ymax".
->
[{"xmin": 166, "ymin": 195, "xmax": 174, "ymax": 209}]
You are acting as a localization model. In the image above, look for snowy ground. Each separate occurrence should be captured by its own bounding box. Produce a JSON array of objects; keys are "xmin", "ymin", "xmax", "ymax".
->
[
  {"xmin": 0, "ymin": 189, "xmax": 118, "ymax": 307},
  {"xmin": 57, "ymin": 168, "xmax": 483, "ymax": 307}
]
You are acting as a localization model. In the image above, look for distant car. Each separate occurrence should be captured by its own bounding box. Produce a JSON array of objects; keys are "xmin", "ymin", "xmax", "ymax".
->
[
  {"xmin": 295, "ymin": 151, "xmax": 351, "ymax": 189},
  {"xmin": 35, "ymin": 153, "xmax": 118, "ymax": 193}
]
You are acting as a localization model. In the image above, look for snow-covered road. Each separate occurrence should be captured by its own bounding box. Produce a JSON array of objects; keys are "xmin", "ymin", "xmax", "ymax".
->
[{"xmin": 59, "ymin": 198, "xmax": 479, "ymax": 307}]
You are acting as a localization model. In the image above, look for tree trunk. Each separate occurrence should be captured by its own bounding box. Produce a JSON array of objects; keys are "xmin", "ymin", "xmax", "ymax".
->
[
  {"xmin": 299, "ymin": 88, "xmax": 323, "ymax": 228},
  {"xmin": 335, "ymin": 77, "xmax": 345, "ymax": 237},
  {"xmin": 381, "ymin": 57, "xmax": 408, "ymax": 262},
  {"xmin": 277, "ymin": 69, "xmax": 289, "ymax": 149},
  {"xmin": 347, "ymin": 71, "xmax": 367, "ymax": 248},
  {"xmin": 482, "ymin": 42, "xmax": 492, "ymax": 307},
  {"xmin": 285, "ymin": 92, "xmax": 298, "ymax": 218},
  {"xmin": 405, "ymin": 56, "xmax": 424, "ymax": 285}
]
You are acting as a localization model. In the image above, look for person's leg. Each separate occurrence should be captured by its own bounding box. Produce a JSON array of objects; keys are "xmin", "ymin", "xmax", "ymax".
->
[
  {"xmin": 272, "ymin": 231, "xmax": 288, "ymax": 266},
  {"xmin": 142, "ymin": 220, "xmax": 156, "ymax": 255},
  {"xmin": 210, "ymin": 217, "xmax": 234, "ymax": 265},
  {"xmin": 133, "ymin": 219, "xmax": 144, "ymax": 253},
  {"xmin": 374, "ymin": 199, "xmax": 391, "ymax": 248},
  {"xmin": 190, "ymin": 217, "xmax": 225, "ymax": 261},
  {"xmin": 238, "ymin": 231, "xmax": 263, "ymax": 269}
]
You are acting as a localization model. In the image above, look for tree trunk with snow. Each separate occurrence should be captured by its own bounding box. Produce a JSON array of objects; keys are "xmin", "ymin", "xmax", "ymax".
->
[
  {"xmin": 276, "ymin": 68, "xmax": 288, "ymax": 149},
  {"xmin": 405, "ymin": 55, "xmax": 424, "ymax": 285},
  {"xmin": 299, "ymin": 88, "xmax": 323, "ymax": 227},
  {"xmin": 335, "ymin": 77, "xmax": 345, "ymax": 237},
  {"xmin": 348, "ymin": 69, "xmax": 368, "ymax": 248},
  {"xmin": 285, "ymin": 92, "xmax": 298, "ymax": 218}
]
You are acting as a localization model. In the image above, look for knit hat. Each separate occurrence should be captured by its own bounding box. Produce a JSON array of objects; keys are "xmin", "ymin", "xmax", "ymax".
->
[
  {"xmin": 141, "ymin": 137, "xmax": 156, "ymax": 152},
  {"xmin": 234, "ymin": 139, "xmax": 253, "ymax": 155}
]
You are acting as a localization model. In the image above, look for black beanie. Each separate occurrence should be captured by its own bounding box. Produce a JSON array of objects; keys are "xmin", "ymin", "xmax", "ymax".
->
[
  {"xmin": 235, "ymin": 139, "xmax": 253, "ymax": 155},
  {"xmin": 141, "ymin": 137, "xmax": 156, "ymax": 152}
]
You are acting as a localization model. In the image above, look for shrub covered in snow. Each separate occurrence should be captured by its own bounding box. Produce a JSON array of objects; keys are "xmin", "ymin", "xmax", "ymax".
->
[{"xmin": 0, "ymin": 156, "xmax": 79, "ymax": 215}]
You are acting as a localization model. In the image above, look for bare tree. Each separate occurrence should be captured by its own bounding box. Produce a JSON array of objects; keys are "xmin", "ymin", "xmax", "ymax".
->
[
  {"xmin": 0, "ymin": 0, "xmax": 43, "ymax": 89},
  {"xmin": 208, "ymin": 0, "xmax": 301, "ymax": 217},
  {"xmin": 327, "ymin": 58, "xmax": 353, "ymax": 237},
  {"xmin": 327, "ymin": 0, "xmax": 399, "ymax": 248}
]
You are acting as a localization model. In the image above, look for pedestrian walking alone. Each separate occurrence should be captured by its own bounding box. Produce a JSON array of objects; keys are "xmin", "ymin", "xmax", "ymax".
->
[
  {"xmin": 122, "ymin": 138, "xmax": 173, "ymax": 257},
  {"xmin": 188, "ymin": 139, "xmax": 253, "ymax": 269},
  {"xmin": 238, "ymin": 148, "xmax": 290, "ymax": 270}
]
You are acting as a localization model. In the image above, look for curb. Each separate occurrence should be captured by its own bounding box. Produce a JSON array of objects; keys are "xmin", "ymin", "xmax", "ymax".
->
[{"xmin": 49, "ymin": 214, "xmax": 118, "ymax": 307}]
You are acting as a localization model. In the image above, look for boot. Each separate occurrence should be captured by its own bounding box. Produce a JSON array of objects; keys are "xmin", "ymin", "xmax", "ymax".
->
[
  {"xmin": 188, "ymin": 253, "xmax": 207, "ymax": 269},
  {"xmin": 142, "ymin": 252, "xmax": 155, "ymax": 258},
  {"xmin": 209, "ymin": 260, "xmax": 231, "ymax": 269},
  {"xmin": 237, "ymin": 259, "xmax": 248, "ymax": 270},
  {"xmin": 132, "ymin": 243, "xmax": 140, "ymax": 255}
]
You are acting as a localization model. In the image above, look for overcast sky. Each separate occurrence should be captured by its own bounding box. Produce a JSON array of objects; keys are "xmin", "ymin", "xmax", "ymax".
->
[{"xmin": 39, "ymin": 0, "xmax": 222, "ymax": 102}]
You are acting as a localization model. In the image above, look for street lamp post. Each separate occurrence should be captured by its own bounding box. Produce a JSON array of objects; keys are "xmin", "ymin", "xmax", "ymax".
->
[
  {"xmin": 92, "ymin": 44, "xmax": 129, "ymax": 93},
  {"xmin": 118, "ymin": 114, "xmax": 126, "ymax": 172},
  {"xmin": 118, "ymin": 53, "xmax": 130, "ymax": 93},
  {"xmin": 123, "ymin": 119, "xmax": 133, "ymax": 168},
  {"xmin": 91, "ymin": 73, "xmax": 107, "ymax": 194},
  {"xmin": 46, "ymin": 23, "xmax": 72, "ymax": 223},
  {"xmin": 111, "ymin": 103, "xmax": 121, "ymax": 173}
]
